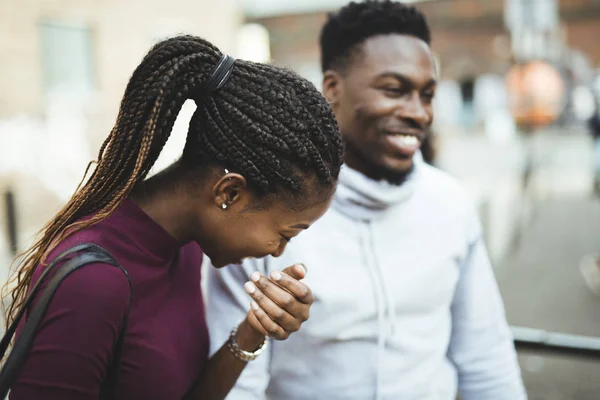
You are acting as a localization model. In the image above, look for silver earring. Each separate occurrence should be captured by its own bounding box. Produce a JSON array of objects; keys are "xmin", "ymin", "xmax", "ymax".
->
[{"xmin": 221, "ymin": 203, "xmax": 227, "ymax": 210}]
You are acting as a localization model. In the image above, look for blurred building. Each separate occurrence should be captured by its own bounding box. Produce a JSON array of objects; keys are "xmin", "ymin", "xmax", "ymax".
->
[
  {"xmin": 0, "ymin": 0, "xmax": 243, "ymax": 267},
  {"xmin": 244, "ymin": 0, "xmax": 600, "ymax": 126}
]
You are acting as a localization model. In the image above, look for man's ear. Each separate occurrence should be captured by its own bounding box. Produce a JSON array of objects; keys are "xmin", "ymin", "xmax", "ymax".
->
[
  {"xmin": 322, "ymin": 70, "xmax": 343, "ymax": 107},
  {"xmin": 212, "ymin": 172, "xmax": 248, "ymax": 209}
]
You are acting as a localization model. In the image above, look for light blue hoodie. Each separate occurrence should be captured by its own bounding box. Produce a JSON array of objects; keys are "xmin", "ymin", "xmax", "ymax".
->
[{"xmin": 206, "ymin": 158, "xmax": 527, "ymax": 400}]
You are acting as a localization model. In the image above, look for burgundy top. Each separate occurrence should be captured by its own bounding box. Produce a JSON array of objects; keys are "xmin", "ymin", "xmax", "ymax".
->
[{"xmin": 10, "ymin": 199, "xmax": 209, "ymax": 399}]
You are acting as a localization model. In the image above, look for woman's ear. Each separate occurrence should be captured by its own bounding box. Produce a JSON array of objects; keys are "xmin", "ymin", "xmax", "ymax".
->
[{"xmin": 212, "ymin": 172, "xmax": 248, "ymax": 210}]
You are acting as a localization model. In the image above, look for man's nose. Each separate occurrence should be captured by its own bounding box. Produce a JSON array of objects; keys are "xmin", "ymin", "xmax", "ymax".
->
[{"xmin": 399, "ymin": 91, "xmax": 431, "ymax": 127}]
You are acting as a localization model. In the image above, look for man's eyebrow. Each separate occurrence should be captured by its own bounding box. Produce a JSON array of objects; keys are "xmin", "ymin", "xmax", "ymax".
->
[{"xmin": 375, "ymin": 72, "xmax": 437, "ymax": 88}]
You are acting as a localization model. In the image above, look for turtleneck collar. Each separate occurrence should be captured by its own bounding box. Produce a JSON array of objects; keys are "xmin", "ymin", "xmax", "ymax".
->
[
  {"xmin": 108, "ymin": 198, "xmax": 182, "ymax": 262},
  {"xmin": 331, "ymin": 153, "xmax": 423, "ymax": 221}
]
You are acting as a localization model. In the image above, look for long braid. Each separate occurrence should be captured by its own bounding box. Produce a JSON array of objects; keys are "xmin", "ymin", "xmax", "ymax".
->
[{"xmin": 4, "ymin": 35, "xmax": 343, "ymax": 326}]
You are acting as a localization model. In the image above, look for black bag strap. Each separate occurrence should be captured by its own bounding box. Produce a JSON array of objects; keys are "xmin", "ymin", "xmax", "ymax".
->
[
  {"xmin": 0, "ymin": 243, "xmax": 105, "ymax": 356},
  {"xmin": 0, "ymin": 243, "xmax": 131, "ymax": 399}
]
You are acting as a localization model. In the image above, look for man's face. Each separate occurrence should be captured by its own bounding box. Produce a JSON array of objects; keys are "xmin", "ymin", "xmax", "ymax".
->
[{"xmin": 323, "ymin": 34, "xmax": 437, "ymax": 182}]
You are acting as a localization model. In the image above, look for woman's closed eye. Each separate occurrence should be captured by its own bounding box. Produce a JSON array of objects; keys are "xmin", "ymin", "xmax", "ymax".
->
[{"xmin": 280, "ymin": 235, "xmax": 292, "ymax": 244}]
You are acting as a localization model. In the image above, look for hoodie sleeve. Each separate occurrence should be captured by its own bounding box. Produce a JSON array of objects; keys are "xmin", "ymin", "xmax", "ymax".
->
[
  {"xmin": 447, "ymin": 206, "xmax": 527, "ymax": 400},
  {"xmin": 205, "ymin": 258, "xmax": 271, "ymax": 400}
]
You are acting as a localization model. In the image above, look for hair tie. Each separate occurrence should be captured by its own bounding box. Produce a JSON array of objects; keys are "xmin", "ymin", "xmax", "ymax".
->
[{"xmin": 203, "ymin": 54, "xmax": 236, "ymax": 93}]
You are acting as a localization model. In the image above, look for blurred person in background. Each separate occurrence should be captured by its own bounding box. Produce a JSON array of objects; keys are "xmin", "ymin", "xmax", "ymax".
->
[
  {"xmin": 588, "ymin": 99, "xmax": 600, "ymax": 196},
  {"xmin": 206, "ymin": 1, "xmax": 526, "ymax": 399},
  {"xmin": 3, "ymin": 35, "xmax": 343, "ymax": 399},
  {"xmin": 579, "ymin": 97, "xmax": 600, "ymax": 296}
]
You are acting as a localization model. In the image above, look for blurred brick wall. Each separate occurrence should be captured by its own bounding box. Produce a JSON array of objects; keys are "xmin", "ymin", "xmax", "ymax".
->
[
  {"xmin": 0, "ymin": 0, "xmax": 242, "ymax": 119},
  {"xmin": 250, "ymin": 0, "xmax": 600, "ymax": 83}
]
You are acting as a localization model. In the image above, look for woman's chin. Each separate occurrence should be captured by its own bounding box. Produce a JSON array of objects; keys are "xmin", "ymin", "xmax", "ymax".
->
[{"xmin": 211, "ymin": 257, "xmax": 243, "ymax": 268}]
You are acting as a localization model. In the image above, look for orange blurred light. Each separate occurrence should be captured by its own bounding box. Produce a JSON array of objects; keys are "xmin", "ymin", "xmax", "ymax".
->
[{"xmin": 506, "ymin": 60, "xmax": 565, "ymax": 129}]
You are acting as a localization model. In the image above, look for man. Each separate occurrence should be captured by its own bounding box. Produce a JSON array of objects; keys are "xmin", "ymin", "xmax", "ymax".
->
[{"xmin": 206, "ymin": 1, "xmax": 527, "ymax": 399}]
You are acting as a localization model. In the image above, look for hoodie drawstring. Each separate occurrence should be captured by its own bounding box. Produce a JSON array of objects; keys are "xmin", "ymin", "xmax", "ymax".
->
[{"xmin": 360, "ymin": 221, "xmax": 397, "ymax": 400}]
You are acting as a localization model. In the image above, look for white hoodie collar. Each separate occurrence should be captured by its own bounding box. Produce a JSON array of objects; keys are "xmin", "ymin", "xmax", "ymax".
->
[{"xmin": 332, "ymin": 153, "xmax": 423, "ymax": 221}]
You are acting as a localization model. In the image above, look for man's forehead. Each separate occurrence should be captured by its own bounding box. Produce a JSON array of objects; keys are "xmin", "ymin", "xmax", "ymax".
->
[{"xmin": 352, "ymin": 34, "xmax": 435, "ymax": 77}]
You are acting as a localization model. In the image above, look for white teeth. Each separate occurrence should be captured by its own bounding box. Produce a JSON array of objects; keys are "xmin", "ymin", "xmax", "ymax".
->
[
  {"xmin": 396, "ymin": 135, "xmax": 419, "ymax": 146},
  {"xmin": 388, "ymin": 134, "xmax": 421, "ymax": 149}
]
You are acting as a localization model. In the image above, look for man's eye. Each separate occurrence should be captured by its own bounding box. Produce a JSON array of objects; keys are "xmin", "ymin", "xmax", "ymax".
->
[
  {"xmin": 383, "ymin": 87, "xmax": 402, "ymax": 94},
  {"xmin": 381, "ymin": 87, "xmax": 409, "ymax": 98}
]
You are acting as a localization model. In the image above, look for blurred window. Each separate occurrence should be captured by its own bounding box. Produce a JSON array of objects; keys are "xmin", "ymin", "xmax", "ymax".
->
[
  {"xmin": 236, "ymin": 23, "xmax": 271, "ymax": 63},
  {"xmin": 39, "ymin": 21, "xmax": 95, "ymax": 94}
]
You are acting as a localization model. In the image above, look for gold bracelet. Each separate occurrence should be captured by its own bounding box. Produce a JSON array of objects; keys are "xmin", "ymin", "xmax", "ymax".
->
[{"xmin": 227, "ymin": 326, "xmax": 268, "ymax": 362}]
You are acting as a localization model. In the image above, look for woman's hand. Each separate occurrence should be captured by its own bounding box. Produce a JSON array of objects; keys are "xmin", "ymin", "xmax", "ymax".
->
[{"xmin": 235, "ymin": 264, "xmax": 312, "ymax": 350}]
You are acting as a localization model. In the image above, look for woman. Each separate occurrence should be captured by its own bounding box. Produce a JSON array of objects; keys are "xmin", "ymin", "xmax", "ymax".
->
[{"xmin": 4, "ymin": 35, "xmax": 343, "ymax": 399}]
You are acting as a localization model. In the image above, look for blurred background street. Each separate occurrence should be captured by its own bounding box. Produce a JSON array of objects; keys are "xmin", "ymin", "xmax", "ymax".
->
[{"xmin": 492, "ymin": 130, "xmax": 600, "ymax": 400}]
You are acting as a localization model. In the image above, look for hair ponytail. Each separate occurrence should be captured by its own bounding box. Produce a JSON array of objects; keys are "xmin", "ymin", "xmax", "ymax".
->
[
  {"xmin": 3, "ymin": 35, "xmax": 343, "ymax": 328},
  {"xmin": 2, "ymin": 37, "xmax": 224, "ymax": 326}
]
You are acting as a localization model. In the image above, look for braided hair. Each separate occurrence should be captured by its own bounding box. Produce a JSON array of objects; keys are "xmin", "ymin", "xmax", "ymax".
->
[
  {"xmin": 4, "ymin": 35, "xmax": 343, "ymax": 326},
  {"xmin": 320, "ymin": 0, "xmax": 431, "ymax": 73}
]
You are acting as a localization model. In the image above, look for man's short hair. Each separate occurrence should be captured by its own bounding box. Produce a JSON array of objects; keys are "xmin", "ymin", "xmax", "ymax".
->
[{"xmin": 320, "ymin": 0, "xmax": 431, "ymax": 72}]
